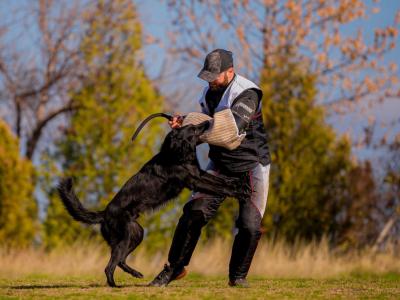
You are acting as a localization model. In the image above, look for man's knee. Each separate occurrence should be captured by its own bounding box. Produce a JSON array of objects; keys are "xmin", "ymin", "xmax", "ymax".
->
[
  {"xmin": 236, "ymin": 206, "xmax": 263, "ymax": 238},
  {"xmin": 237, "ymin": 222, "xmax": 262, "ymax": 239},
  {"xmin": 180, "ymin": 201, "xmax": 207, "ymax": 227}
]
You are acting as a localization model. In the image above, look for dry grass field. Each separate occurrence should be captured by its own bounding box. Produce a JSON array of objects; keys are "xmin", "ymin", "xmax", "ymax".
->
[{"xmin": 0, "ymin": 239, "xmax": 399, "ymax": 299}]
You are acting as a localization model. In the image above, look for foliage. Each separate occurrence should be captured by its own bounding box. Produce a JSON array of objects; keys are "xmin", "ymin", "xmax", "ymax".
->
[
  {"xmin": 385, "ymin": 133, "xmax": 400, "ymax": 209},
  {"xmin": 0, "ymin": 119, "xmax": 38, "ymax": 247},
  {"xmin": 380, "ymin": 133, "xmax": 400, "ymax": 246},
  {"xmin": 335, "ymin": 161, "xmax": 381, "ymax": 250}
]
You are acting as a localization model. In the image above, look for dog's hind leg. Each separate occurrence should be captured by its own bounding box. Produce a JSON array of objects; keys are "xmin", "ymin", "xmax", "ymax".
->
[
  {"xmin": 105, "ymin": 238, "xmax": 131, "ymax": 287},
  {"xmin": 118, "ymin": 221, "xmax": 144, "ymax": 279},
  {"xmin": 119, "ymin": 261, "xmax": 143, "ymax": 278}
]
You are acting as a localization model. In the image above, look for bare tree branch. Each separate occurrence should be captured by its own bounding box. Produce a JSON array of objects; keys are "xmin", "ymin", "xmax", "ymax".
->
[{"xmin": 26, "ymin": 103, "xmax": 81, "ymax": 159}]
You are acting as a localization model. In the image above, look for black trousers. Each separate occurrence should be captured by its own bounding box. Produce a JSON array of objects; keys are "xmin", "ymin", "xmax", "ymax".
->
[{"xmin": 167, "ymin": 162, "xmax": 269, "ymax": 280}]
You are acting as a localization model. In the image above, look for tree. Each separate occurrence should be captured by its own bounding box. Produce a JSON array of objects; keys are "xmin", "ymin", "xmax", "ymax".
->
[
  {"xmin": 41, "ymin": 0, "xmax": 166, "ymax": 248},
  {"xmin": 335, "ymin": 161, "xmax": 381, "ymax": 251},
  {"xmin": 372, "ymin": 133, "xmax": 400, "ymax": 251},
  {"xmin": 260, "ymin": 56, "xmax": 353, "ymax": 243},
  {"xmin": 167, "ymin": 0, "xmax": 399, "ymax": 113},
  {"xmin": 0, "ymin": 0, "xmax": 85, "ymax": 160},
  {"xmin": 0, "ymin": 119, "xmax": 38, "ymax": 247}
]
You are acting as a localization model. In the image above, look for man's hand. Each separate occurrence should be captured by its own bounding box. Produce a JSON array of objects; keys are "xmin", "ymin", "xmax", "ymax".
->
[{"xmin": 169, "ymin": 115, "xmax": 184, "ymax": 128}]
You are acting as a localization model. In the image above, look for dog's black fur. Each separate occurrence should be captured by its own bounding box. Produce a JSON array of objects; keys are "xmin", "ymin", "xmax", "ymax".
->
[{"xmin": 57, "ymin": 122, "xmax": 248, "ymax": 287}]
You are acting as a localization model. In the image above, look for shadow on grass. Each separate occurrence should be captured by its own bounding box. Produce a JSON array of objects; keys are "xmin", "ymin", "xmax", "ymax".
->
[
  {"xmin": 9, "ymin": 283, "xmax": 103, "ymax": 289},
  {"xmin": 7, "ymin": 282, "xmax": 152, "ymax": 290},
  {"xmin": 121, "ymin": 283, "xmax": 149, "ymax": 287}
]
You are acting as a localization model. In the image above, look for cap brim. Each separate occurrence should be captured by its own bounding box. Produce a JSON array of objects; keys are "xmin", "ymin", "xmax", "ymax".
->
[{"xmin": 197, "ymin": 70, "xmax": 219, "ymax": 82}]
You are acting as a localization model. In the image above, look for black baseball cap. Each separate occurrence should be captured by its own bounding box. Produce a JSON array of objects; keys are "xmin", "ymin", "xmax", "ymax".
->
[{"xmin": 197, "ymin": 49, "xmax": 234, "ymax": 82}]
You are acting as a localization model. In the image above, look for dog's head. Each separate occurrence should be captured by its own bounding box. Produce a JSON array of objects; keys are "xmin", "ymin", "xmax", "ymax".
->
[{"xmin": 161, "ymin": 121, "xmax": 210, "ymax": 163}]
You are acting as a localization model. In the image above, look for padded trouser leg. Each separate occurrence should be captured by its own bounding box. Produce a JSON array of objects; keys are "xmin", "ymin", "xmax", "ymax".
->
[
  {"xmin": 168, "ymin": 210, "xmax": 205, "ymax": 268},
  {"xmin": 229, "ymin": 201, "xmax": 262, "ymax": 280},
  {"xmin": 168, "ymin": 194, "xmax": 224, "ymax": 268}
]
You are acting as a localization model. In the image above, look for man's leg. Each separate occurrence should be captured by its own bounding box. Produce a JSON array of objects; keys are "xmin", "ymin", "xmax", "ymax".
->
[
  {"xmin": 168, "ymin": 192, "xmax": 225, "ymax": 268},
  {"xmin": 149, "ymin": 162, "xmax": 225, "ymax": 286},
  {"xmin": 229, "ymin": 163, "xmax": 270, "ymax": 286}
]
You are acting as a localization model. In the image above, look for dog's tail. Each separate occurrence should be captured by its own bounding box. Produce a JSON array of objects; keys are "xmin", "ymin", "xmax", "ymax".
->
[
  {"xmin": 131, "ymin": 113, "xmax": 173, "ymax": 141},
  {"xmin": 57, "ymin": 178, "xmax": 104, "ymax": 224}
]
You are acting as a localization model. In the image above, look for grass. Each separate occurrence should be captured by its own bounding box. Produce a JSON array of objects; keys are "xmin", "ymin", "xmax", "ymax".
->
[
  {"xmin": 0, "ymin": 240, "xmax": 399, "ymax": 299},
  {"xmin": 0, "ymin": 273, "xmax": 399, "ymax": 299}
]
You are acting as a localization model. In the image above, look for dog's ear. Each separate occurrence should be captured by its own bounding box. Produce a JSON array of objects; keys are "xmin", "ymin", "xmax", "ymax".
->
[
  {"xmin": 162, "ymin": 125, "xmax": 199, "ymax": 163},
  {"xmin": 193, "ymin": 121, "xmax": 210, "ymax": 135},
  {"xmin": 172, "ymin": 125, "xmax": 197, "ymax": 162}
]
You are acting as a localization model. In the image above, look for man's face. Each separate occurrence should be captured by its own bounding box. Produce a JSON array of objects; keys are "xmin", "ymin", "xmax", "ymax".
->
[{"xmin": 209, "ymin": 71, "xmax": 230, "ymax": 91}]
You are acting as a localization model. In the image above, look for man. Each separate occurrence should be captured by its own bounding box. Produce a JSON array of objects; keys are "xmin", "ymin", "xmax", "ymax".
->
[{"xmin": 149, "ymin": 49, "xmax": 271, "ymax": 287}]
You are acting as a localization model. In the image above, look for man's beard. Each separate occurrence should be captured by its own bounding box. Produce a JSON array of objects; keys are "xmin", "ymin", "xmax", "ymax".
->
[{"xmin": 209, "ymin": 72, "xmax": 229, "ymax": 91}]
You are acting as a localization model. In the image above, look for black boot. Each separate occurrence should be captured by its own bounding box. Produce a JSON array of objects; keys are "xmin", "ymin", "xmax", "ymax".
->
[
  {"xmin": 148, "ymin": 264, "xmax": 187, "ymax": 287},
  {"xmin": 229, "ymin": 278, "xmax": 250, "ymax": 288},
  {"xmin": 149, "ymin": 210, "xmax": 206, "ymax": 287}
]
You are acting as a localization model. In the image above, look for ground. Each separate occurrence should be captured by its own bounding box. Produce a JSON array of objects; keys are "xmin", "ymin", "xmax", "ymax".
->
[{"xmin": 0, "ymin": 273, "xmax": 399, "ymax": 299}]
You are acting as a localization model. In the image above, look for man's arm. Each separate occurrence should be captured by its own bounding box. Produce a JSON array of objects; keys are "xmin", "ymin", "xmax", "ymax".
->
[
  {"xmin": 230, "ymin": 89, "xmax": 260, "ymax": 134},
  {"xmin": 181, "ymin": 89, "xmax": 261, "ymax": 150}
]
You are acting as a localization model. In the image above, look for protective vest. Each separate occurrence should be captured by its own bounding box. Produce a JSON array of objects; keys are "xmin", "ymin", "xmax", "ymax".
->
[
  {"xmin": 199, "ymin": 74, "xmax": 262, "ymax": 114},
  {"xmin": 198, "ymin": 74, "xmax": 271, "ymax": 173}
]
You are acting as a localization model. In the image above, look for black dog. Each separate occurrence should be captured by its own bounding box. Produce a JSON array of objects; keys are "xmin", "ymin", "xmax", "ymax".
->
[{"xmin": 57, "ymin": 121, "xmax": 248, "ymax": 287}]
